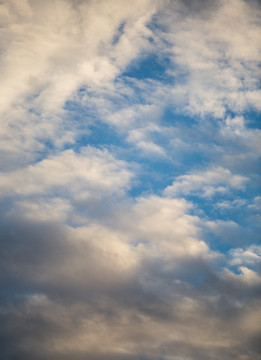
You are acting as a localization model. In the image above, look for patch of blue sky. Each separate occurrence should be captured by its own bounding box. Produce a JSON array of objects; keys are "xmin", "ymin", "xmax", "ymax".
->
[
  {"xmin": 161, "ymin": 107, "xmax": 198, "ymax": 126},
  {"xmin": 205, "ymin": 230, "xmax": 237, "ymax": 255},
  {"xmin": 225, "ymin": 108, "xmax": 261, "ymax": 129},
  {"xmin": 147, "ymin": 13, "xmax": 169, "ymax": 35},
  {"xmin": 64, "ymin": 95, "xmax": 139, "ymax": 154},
  {"xmin": 183, "ymin": 191, "xmax": 261, "ymax": 254},
  {"xmin": 205, "ymin": 225, "xmax": 260, "ymax": 257},
  {"xmin": 64, "ymin": 95, "xmax": 91, "ymax": 118},
  {"xmin": 63, "ymin": 97, "xmax": 98, "ymax": 146},
  {"xmin": 62, "ymin": 113, "xmax": 211, "ymax": 199},
  {"xmin": 37, "ymin": 138, "xmax": 56, "ymax": 152},
  {"xmin": 159, "ymin": 144, "xmax": 208, "ymax": 177},
  {"xmin": 200, "ymin": 212, "xmax": 258, "ymax": 257},
  {"xmin": 161, "ymin": 108, "xmax": 223, "ymax": 148},
  {"xmin": 121, "ymin": 134, "xmax": 208, "ymax": 198},
  {"xmin": 73, "ymin": 121, "xmax": 124, "ymax": 152},
  {"xmin": 243, "ymin": 110, "xmax": 261, "ymax": 130},
  {"xmin": 112, "ymin": 21, "xmax": 125, "ymax": 46},
  {"xmin": 191, "ymin": 194, "xmax": 243, "ymax": 215},
  {"xmin": 122, "ymin": 53, "xmax": 173, "ymax": 84},
  {"xmin": 127, "ymin": 156, "xmax": 175, "ymax": 198}
]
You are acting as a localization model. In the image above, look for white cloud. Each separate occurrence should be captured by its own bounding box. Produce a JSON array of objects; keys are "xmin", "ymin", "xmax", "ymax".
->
[
  {"xmin": 161, "ymin": 0, "xmax": 261, "ymax": 117},
  {"xmin": 10, "ymin": 197, "xmax": 72, "ymax": 222},
  {"xmin": 217, "ymin": 199, "xmax": 247, "ymax": 209},
  {"xmin": 0, "ymin": 147, "xmax": 133, "ymax": 199},
  {"xmin": 248, "ymin": 196, "xmax": 261, "ymax": 211},
  {"xmin": 1, "ymin": 0, "xmax": 260, "ymax": 168},
  {"xmin": 0, "ymin": 0, "xmax": 160, "ymax": 163},
  {"xmin": 229, "ymin": 245, "xmax": 261, "ymax": 267},
  {"xmin": 127, "ymin": 125, "xmax": 166, "ymax": 155},
  {"xmin": 223, "ymin": 266, "xmax": 261, "ymax": 286},
  {"xmin": 164, "ymin": 166, "xmax": 248, "ymax": 198},
  {"xmin": 107, "ymin": 196, "xmax": 213, "ymax": 264}
]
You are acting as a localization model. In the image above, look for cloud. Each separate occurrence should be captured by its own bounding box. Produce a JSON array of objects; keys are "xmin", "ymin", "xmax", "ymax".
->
[
  {"xmin": 217, "ymin": 198, "xmax": 247, "ymax": 209},
  {"xmin": 0, "ymin": 147, "xmax": 133, "ymax": 199},
  {"xmin": 1, "ymin": 199, "xmax": 261, "ymax": 360},
  {"xmin": 0, "ymin": 0, "xmax": 157, "ymax": 113},
  {"xmin": 161, "ymin": 0, "xmax": 261, "ymax": 117},
  {"xmin": 127, "ymin": 125, "xmax": 166, "ymax": 155},
  {"xmin": 0, "ymin": 0, "xmax": 159, "ymax": 163},
  {"xmin": 248, "ymin": 196, "xmax": 261, "ymax": 211},
  {"xmin": 0, "ymin": 0, "xmax": 261, "ymax": 359},
  {"xmin": 1, "ymin": 195, "xmax": 212, "ymax": 290},
  {"xmin": 10, "ymin": 197, "xmax": 73, "ymax": 222},
  {"xmin": 164, "ymin": 166, "xmax": 248, "ymax": 198},
  {"xmin": 223, "ymin": 266, "xmax": 261, "ymax": 286},
  {"xmin": 229, "ymin": 245, "xmax": 261, "ymax": 267}
]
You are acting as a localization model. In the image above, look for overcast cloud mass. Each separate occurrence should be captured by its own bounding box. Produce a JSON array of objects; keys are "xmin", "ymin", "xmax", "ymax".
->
[{"xmin": 0, "ymin": 0, "xmax": 261, "ymax": 359}]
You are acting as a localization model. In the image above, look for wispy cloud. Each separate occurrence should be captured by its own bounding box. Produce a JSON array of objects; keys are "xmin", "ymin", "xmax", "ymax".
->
[{"xmin": 164, "ymin": 166, "xmax": 248, "ymax": 198}]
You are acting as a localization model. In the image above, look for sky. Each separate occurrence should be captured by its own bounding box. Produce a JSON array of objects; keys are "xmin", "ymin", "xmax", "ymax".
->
[{"xmin": 0, "ymin": 0, "xmax": 261, "ymax": 359}]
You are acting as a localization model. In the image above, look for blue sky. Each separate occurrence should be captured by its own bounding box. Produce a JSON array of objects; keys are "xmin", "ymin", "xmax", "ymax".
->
[{"xmin": 0, "ymin": 0, "xmax": 261, "ymax": 359}]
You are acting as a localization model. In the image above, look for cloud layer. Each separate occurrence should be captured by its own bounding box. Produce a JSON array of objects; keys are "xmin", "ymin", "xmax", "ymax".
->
[{"xmin": 0, "ymin": 0, "xmax": 260, "ymax": 359}]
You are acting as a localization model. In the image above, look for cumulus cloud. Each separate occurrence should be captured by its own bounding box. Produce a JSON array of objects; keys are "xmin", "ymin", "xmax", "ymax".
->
[
  {"xmin": 229, "ymin": 245, "xmax": 261, "ymax": 267},
  {"xmin": 0, "ymin": 147, "xmax": 133, "ymax": 199},
  {"xmin": 1, "ymin": 197, "xmax": 260, "ymax": 360},
  {"xmin": 164, "ymin": 166, "xmax": 248, "ymax": 198}
]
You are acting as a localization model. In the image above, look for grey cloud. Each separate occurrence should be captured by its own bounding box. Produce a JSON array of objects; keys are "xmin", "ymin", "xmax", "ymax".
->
[
  {"xmin": 1, "ymin": 208, "xmax": 261, "ymax": 359},
  {"xmin": 1, "ymin": 288, "xmax": 260, "ymax": 360},
  {"xmin": 177, "ymin": 0, "xmax": 220, "ymax": 16}
]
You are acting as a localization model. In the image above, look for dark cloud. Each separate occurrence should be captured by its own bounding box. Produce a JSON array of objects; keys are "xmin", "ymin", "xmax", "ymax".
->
[
  {"xmin": 179, "ymin": 0, "xmax": 219, "ymax": 15},
  {"xmin": 1, "ymin": 214, "xmax": 261, "ymax": 359}
]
